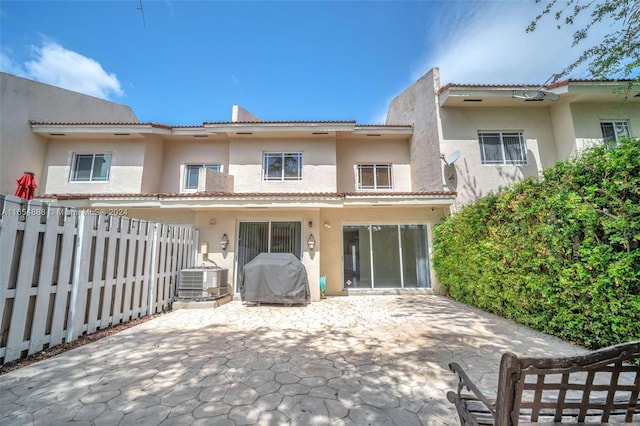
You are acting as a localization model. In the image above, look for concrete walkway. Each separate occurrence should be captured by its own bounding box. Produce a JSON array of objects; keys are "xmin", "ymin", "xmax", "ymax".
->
[{"xmin": 0, "ymin": 295, "xmax": 585, "ymax": 425}]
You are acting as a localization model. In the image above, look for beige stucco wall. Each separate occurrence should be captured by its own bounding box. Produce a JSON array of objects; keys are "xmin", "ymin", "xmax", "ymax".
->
[
  {"xmin": 200, "ymin": 168, "xmax": 234, "ymax": 192},
  {"xmin": 336, "ymin": 138, "xmax": 411, "ymax": 192},
  {"xmin": 193, "ymin": 208, "xmax": 322, "ymax": 301},
  {"xmin": 439, "ymin": 107, "xmax": 555, "ymax": 208},
  {"xmin": 140, "ymin": 137, "xmax": 164, "ymax": 193},
  {"xmin": 229, "ymin": 137, "xmax": 337, "ymax": 193},
  {"xmin": 549, "ymin": 103, "xmax": 576, "ymax": 160},
  {"xmin": 126, "ymin": 208, "xmax": 197, "ymax": 225},
  {"xmin": 319, "ymin": 206, "xmax": 446, "ymax": 297},
  {"xmin": 124, "ymin": 205, "xmax": 446, "ymax": 301},
  {"xmin": 0, "ymin": 73, "xmax": 137, "ymax": 195},
  {"xmin": 43, "ymin": 140, "xmax": 146, "ymax": 194},
  {"xmin": 160, "ymin": 139, "xmax": 230, "ymax": 193},
  {"xmin": 232, "ymin": 105, "xmax": 262, "ymax": 122},
  {"xmin": 386, "ymin": 68, "xmax": 445, "ymax": 192},
  {"xmin": 570, "ymin": 102, "xmax": 640, "ymax": 152}
]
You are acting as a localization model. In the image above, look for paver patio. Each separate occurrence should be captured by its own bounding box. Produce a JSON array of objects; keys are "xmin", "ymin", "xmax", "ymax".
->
[{"xmin": 0, "ymin": 295, "xmax": 585, "ymax": 425}]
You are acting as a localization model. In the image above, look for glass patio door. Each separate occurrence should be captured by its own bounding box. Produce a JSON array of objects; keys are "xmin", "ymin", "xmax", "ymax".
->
[
  {"xmin": 343, "ymin": 224, "xmax": 431, "ymax": 289},
  {"xmin": 235, "ymin": 221, "xmax": 302, "ymax": 292}
]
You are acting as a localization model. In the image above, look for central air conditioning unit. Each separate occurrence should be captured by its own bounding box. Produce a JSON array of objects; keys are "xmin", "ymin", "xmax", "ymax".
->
[{"xmin": 178, "ymin": 267, "xmax": 229, "ymax": 300}]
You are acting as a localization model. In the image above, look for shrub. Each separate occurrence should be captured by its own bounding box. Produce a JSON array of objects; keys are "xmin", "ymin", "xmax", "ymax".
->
[{"xmin": 433, "ymin": 138, "xmax": 640, "ymax": 349}]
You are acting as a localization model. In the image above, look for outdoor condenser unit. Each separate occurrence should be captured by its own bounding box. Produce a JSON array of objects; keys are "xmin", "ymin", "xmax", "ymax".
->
[{"xmin": 178, "ymin": 267, "xmax": 228, "ymax": 300}]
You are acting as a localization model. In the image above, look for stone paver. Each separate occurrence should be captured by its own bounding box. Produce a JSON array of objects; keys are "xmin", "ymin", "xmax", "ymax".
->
[{"xmin": 0, "ymin": 295, "xmax": 585, "ymax": 425}]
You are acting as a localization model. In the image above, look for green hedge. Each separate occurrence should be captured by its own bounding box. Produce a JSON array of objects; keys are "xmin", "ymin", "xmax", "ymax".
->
[{"xmin": 433, "ymin": 138, "xmax": 640, "ymax": 349}]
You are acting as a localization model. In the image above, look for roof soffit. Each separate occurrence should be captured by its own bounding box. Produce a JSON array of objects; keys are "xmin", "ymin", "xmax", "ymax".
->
[{"xmin": 438, "ymin": 80, "xmax": 640, "ymax": 107}]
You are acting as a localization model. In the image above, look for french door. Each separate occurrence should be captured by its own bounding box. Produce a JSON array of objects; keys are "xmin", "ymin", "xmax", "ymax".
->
[
  {"xmin": 343, "ymin": 224, "xmax": 431, "ymax": 289},
  {"xmin": 235, "ymin": 221, "xmax": 302, "ymax": 292}
]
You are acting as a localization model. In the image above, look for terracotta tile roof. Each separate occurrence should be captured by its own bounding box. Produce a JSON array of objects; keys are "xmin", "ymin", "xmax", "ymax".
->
[
  {"xmin": 203, "ymin": 120, "xmax": 357, "ymax": 125},
  {"xmin": 438, "ymin": 83, "xmax": 539, "ymax": 94},
  {"xmin": 38, "ymin": 191, "xmax": 456, "ymax": 200},
  {"xmin": 29, "ymin": 121, "xmax": 177, "ymax": 129},
  {"xmin": 355, "ymin": 124, "xmax": 413, "ymax": 128},
  {"xmin": 341, "ymin": 191, "xmax": 456, "ymax": 196},
  {"xmin": 439, "ymin": 78, "xmax": 637, "ymax": 94},
  {"xmin": 29, "ymin": 120, "xmax": 414, "ymax": 130}
]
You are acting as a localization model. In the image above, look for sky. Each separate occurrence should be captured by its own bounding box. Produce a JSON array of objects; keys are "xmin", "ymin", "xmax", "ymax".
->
[{"xmin": 0, "ymin": 1, "xmax": 620, "ymax": 125}]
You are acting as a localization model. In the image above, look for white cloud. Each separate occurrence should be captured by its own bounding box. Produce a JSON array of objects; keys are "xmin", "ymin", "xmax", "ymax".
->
[
  {"xmin": 1, "ymin": 40, "xmax": 123, "ymax": 99},
  {"xmin": 25, "ymin": 41, "xmax": 123, "ymax": 99},
  {"xmin": 418, "ymin": 2, "xmax": 614, "ymax": 85}
]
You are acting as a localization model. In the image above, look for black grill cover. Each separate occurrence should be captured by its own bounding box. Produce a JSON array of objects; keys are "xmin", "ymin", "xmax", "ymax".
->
[{"xmin": 240, "ymin": 253, "xmax": 310, "ymax": 304}]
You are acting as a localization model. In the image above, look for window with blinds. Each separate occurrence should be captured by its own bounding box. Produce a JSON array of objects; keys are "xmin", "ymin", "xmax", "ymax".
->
[
  {"xmin": 600, "ymin": 121, "xmax": 629, "ymax": 144},
  {"xmin": 235, "ymin": 221, "xmax": 302, "ymax": 292},
  {"xmin": 478, "ymin": 131, "xmax": 527, "ymax": 165}
]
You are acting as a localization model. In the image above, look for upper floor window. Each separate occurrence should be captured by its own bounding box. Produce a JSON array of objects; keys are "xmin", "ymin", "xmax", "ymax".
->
[
  {"xmin": 71, "ymin": 153, "xmax": 111, "ymax": 182},
  {"xmin": 357, "ymin": 164, "xmax": 392, "ymax": 190},
  {"xmin": 263, "ymin": 152, "xmax": 302, "ymax": 181},
  {"xmin": 601, "ymin": 121, "xmax": 629, "ymax": 143},
  {"xmin": 478, "ymin": 131, "xmax": 527, "ymax": 165},
  {"xmin": 184, "ymin": 164, "xmax": 221, "ymax": 190}
]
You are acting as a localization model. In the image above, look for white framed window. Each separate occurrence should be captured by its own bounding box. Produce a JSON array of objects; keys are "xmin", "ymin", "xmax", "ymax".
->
[
  {"xmin": 357, "ymin": 164, "xmax": 393, "ymax": 190},
  {"xmin": 263, "ymin": 152, "xmax": 302, "ymax": 181},
  {"xmin": 71, "ymin": 153, "xmax": 112, "ymax": 182},
  {"xmin": 478, "ymin": 131, "xmax": 527, "ymax": 165},
  {"xmin": 600, "ymin": 121, "xmax": 629, "ymax": 143},
  {"xmin": 184, "ymin": 164, "xmax": 221, "ymax": 189}
]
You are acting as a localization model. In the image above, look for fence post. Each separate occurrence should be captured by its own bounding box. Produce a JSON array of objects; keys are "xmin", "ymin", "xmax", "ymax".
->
[
  {"xmin": 0, "ymin": 196, "xmax": 19, "ymax": 343},
  {"xmin": 4, "ymin": 199, "xmax": 41, "ymax": 362},
  {"xmin": 28, "ymin": 202, "xmax": 62, "ymax": 355},
  {"xmin": 49, "ymin": 207, "xmax": 78, "ymax": 347},
  {"xmin": 147, "ymin": 223, "xmax": 159, "ymax": 314},
  {"xmin": 193, "ymin": 229, "xmax": 199, "ymax": 267},
  {"xmin": 66, "ymin": 211, "xmax": 91, "ymax": 342}
]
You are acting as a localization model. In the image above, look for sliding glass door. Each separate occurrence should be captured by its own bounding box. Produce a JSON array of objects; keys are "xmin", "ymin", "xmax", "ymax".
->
[
  {"xmin": 236, "ymin": 221, "xmax": 302, "ymax": 292},
  {"xmin": 343, "ymin": 224, "xmax": 431, "ymax": 289}
]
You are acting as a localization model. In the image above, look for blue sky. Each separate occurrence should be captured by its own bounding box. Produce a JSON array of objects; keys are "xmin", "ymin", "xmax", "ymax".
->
[{"xmin": 0, "ymin": 1, "xmax": 616, "ymax": 125}]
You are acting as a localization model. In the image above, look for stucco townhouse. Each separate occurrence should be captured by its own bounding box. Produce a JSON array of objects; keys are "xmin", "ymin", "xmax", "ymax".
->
[{"xmin": 1, "ymin": 69, "xmax": 638, "ymax": 301}]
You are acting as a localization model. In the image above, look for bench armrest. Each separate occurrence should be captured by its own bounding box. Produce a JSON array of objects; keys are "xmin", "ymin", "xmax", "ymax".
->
[{"xmin": 447, "ymin": 362, "xmax": 496, "ymax": 424}]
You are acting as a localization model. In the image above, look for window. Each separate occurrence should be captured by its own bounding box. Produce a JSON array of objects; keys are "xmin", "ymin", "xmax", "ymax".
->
[
  {"xmin": 357, "ymin": 164, "xmax": 393, "ymax": 190},
  {"xmin": 71, "ymin": 154, "xmax": 111, "ymax": 182},
  {"xmin": 601, "ymin": 121, "xmax": 629, "ymax": 143},
  {"xmin": 263, "ymin": 153, "xmax": 302, "ymax": 181},
  {"xmin": 478, "ymin": 132, "xmax": 527, "ymax": 165},
  {"xmin": 184, "ymin": 164, "xmax": 221, "ymax": 189},
  {"xmin": 236, "ymin": 221, "xmax": 302, "ymax": 292},
  {"xmin": 343, "ymin": 224, "xmax": 431, "ymax": 289}
]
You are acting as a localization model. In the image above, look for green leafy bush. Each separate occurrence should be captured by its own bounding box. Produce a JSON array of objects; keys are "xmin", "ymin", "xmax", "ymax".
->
[{"xmin": 433, "ymin": 138, "xmax": 640, "ymax": 349}]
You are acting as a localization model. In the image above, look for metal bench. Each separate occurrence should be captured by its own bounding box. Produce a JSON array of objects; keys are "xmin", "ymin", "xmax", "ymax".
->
[{"xmin": 447, "ymin": 341, "xmax": 640, "ymax": 425}]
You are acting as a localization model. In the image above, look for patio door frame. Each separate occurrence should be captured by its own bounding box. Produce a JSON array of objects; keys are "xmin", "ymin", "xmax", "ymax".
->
[
  {"xmin": 342, "ymin": 223, "xmax": 431, "ymax": 290},
  {"xmin": 234, "ymin": 220, "xmax": 303, "ymax": 292}
]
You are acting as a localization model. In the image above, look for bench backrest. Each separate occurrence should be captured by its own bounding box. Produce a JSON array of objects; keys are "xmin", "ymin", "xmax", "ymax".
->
[{"xmin": 495, "ymin": 341, "xmax": 640, "ymax": 425}]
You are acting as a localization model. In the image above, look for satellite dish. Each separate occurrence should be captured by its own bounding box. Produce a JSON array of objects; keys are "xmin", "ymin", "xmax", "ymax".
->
[
  {"xmin": 512, "ymin": 72, "xmax": 562, "ymax": 102},
  {"xmin": 540, "ymin": 89, "xmax": 560, "ymax": 101},
  {"xmin": 442, "ymin": 150, "xmax": 461, "ymax": 166}
]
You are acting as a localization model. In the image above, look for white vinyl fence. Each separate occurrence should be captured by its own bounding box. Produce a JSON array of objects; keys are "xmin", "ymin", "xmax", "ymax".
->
[{"xmin": 0, "ymin": 195, "xmax": 197, "ymax": 365}]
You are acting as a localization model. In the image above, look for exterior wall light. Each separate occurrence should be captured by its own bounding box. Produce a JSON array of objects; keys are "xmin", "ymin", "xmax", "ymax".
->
[
  {"xmin": 307, "ymin": 234, "xmax": 316, "ymax": 251},
  {"xmin": 220, "ymin": 234, "xmax": 229, "ymax": 251}
]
